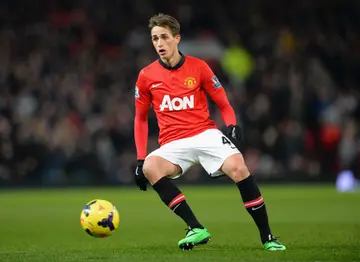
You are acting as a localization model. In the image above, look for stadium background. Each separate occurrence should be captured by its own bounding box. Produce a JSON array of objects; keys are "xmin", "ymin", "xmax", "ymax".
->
[
  {"xmin": 0, "ymin": 1, "xmax": 359, "ymax": 262},
  {"xmin": 0, "ymin": 0, "xmax": 359, "ymax": 188}
]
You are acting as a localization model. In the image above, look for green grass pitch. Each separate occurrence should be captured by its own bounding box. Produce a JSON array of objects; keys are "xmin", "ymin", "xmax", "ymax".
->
[{"xmin": 0, "ymin": 185, "xmax": 359, "ymax": 262}]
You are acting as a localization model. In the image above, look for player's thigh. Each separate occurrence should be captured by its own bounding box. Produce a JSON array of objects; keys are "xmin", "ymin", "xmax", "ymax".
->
[
  {"xmin": 196, "ymin": 129, "xmax": 241, "ymax": 177},
  {"xmin": 144, "ymin": 139, "xmax": 198, "ymax": 184},
  {"xmin": 142, "ymin": 155, "xmax": 181, "ymax": 185}
]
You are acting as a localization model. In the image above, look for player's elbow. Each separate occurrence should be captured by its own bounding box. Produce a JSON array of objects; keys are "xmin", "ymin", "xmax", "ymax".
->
[
  {"xmin": 135, "ymin": 110, "xmax": 148, "ymax": 122},
  {"xmin": 135, "ymin": 114, "xmax": 148, "ymax": 122},
  {"xmin": 218, "ymin": 101, "xmax": 233, "ymax": 111}
]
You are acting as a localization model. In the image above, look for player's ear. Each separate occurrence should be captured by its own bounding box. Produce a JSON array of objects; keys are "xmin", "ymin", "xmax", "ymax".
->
[{"xmin": 175, "ymin": 34, "xmax": 181, "ymax": 43}]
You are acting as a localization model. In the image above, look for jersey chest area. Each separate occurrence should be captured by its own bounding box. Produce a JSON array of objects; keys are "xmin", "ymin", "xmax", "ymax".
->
[
  {"xmin": 149, "ymin": 69, "xmax": 201, "ymax": 92},
  {"xmin": 148, "ymin": 70, "xmax": 203, "ymax": 112}
]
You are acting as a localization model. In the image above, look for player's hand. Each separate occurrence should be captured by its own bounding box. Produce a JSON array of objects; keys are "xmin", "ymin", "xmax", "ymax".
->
[
  {"xmin": 135, "ymin": 160, "xmax": 148, "ymax": 191},
  {"xmin": 223, "ymin": 125, "xmax": 244, "ymax": 145}
]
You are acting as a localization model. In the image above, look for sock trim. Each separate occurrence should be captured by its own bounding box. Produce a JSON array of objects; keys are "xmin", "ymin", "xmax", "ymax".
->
[
  {"xmin": 168, "ymin": 193, "xmax": 185, "ymax": 209},
  {"xmin": 244, "ymin": 196, "xmax": 264, "ymax": 208}
]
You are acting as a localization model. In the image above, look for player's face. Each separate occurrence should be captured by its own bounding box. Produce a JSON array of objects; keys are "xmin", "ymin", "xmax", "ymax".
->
[{"xmin": 151, "ymin": 26, "xmax": 180, "ymax": 60}]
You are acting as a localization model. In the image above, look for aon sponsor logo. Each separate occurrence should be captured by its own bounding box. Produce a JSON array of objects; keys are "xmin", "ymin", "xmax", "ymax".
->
[{"xmin": 159, "ymin": 95, "xmax": 194, "ymax": 111}]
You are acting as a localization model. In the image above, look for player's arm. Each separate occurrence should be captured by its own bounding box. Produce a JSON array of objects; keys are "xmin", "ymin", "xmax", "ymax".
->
[
  {"xmin": 201, "ymin": 61, "xmax": 244, "ymax": 145},
  {"xmin": 201, "ymin": 61, "xmax": 236, "ymax": 126},
  {"xmin": 134, "ymin": 72, "xmax": 150, "ymax": 160},
  {"xmin": 134, "ymin": 71, "xmax": 151, "ymax": 191}
]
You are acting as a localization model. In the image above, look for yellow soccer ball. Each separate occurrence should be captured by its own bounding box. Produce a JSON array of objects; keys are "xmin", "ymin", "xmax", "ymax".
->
[{"xmin": 80, "ymin": 199, "xmax": 120, "ymax": 238}]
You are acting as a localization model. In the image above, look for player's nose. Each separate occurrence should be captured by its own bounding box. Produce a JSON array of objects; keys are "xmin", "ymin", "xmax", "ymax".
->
[{"xmin": 157, "ymin": 39, "xmax": 164, "ymax": 47}]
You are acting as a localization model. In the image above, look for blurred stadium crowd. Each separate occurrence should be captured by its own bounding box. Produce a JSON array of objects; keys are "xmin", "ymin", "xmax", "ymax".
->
[{"xmin": 0, "ymin": 0, "xmax": 359, "ymax": 186}]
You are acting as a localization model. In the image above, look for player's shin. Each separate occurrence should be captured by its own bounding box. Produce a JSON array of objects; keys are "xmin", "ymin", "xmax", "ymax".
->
[
  {"xmin": 152, "ymin": 177, "xmax": 203, "ymax": 229},
  {"xmin": 236, "ymin": 175, "xmax": 272, "ymax": 244}
]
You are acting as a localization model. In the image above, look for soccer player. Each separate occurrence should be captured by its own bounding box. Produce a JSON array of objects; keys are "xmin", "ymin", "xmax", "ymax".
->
[{"xmin": 134, "ymin": 13, "xmax": 286, "ymax": 251}]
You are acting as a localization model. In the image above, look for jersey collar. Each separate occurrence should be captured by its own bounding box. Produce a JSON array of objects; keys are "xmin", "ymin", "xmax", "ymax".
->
[{"xmin": 158, "ymin": 52, "xmax": 185, "ymax": 70}]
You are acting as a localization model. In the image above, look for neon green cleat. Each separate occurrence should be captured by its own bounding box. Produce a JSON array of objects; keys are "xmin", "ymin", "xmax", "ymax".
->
[
  {"xmin": 263, "ymin": 236, "xmax": 287, "ymax": 251},
  {"xmin": 178, "ymin": 227, "xmax": 211, "ymax": 250}
]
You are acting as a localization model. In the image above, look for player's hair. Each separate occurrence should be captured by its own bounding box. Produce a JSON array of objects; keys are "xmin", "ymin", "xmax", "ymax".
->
[{"xmin": 148, "ymin": 13, "xmax": 180, "ymax": 36}]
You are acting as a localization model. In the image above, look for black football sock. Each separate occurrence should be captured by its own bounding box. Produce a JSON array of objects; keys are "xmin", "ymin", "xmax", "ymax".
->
[
  {"xmin": 152, "ymin": 177, "xmax": 203, "ymax": 229},
  {"xmin": 236, "ymin": 175, "xmax": 272, "ymax": 244}
]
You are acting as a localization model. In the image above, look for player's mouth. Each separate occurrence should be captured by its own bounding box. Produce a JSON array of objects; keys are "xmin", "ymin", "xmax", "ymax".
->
[{"xmin": 158, "ymin": 49, "xmax": 166, "ymax": 56}]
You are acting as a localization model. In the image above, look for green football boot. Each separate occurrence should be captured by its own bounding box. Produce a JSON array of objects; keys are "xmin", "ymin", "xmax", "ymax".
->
[
  {"xmin": 178, "ymin": 227, "xmax": 211, "ymax": 250},
  {"xmin": 263, "ymin": 235, "xmax": 287, "ymax": 251}
]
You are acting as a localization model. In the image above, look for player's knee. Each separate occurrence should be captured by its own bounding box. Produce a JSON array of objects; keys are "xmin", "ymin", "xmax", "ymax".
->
[
  {"xmin": 142, "ymin": 157, "xmax": 162, "ymax": 182},
  {"xmin": 227, "ymin": 163, "xmax": 250, "ymax": 182},
  {"xmin": 222, "ymin": 154, "xmax": 250, "ymax": 182},
  {"xmin": 142, "ymin": 156, "xmax": 180, "ymax": 185}
]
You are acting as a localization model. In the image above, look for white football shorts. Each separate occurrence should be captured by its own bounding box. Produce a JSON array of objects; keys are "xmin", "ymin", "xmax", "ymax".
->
[{"xmin": 146, "ymin": 128, "xmax": 241, "ymax": 179}]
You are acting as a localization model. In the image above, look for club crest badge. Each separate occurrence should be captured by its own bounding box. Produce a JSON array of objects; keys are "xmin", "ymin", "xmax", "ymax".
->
[{"xmin": 184, "ymin": 76, "xmax": 197, "ymax": 88}]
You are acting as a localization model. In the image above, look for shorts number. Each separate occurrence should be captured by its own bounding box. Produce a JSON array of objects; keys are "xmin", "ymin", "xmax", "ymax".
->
[{"xmin": 222, "ymin": 136, "xmax": 236, "ymax": 149}]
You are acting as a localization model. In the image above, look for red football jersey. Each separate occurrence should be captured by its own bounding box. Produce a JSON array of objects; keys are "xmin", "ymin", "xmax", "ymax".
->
[{"xmin": 134, "ymin": 54, "xmax": 236, "ymax": 159}]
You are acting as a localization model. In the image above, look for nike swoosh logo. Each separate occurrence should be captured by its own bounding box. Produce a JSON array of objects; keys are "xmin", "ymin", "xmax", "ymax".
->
[
  {"xmin": 187, "ymin": 232, "xmax": 197, "ymax": 237},
  {"xmin": 232, "ymin": 128, "xmax": 236, "ymax": 139},
  {"xmin": 172, "ymin": 203, "xmax": 182, "ymax": 212},
  {"xmin": 151, "ymin": 83, "xmax": 162, "ymax": 89},
  {"xmin": 135, "ymin": 167, "xmax": 141, "ymax": 176},
  {"xmin": 252, "ymin": 203, "xmax": 265, "ymax": 211}
]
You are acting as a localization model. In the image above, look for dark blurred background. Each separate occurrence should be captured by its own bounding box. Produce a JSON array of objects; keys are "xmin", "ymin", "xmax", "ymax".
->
[{"xmin": 0, "ymin": 0, "xmax": 359, "ymax": 187}]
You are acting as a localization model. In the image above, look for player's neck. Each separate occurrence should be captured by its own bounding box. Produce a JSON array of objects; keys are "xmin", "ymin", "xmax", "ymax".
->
[{"xmin": 161, "ymin": 51, "xmax": 182, "ymax": 68}]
